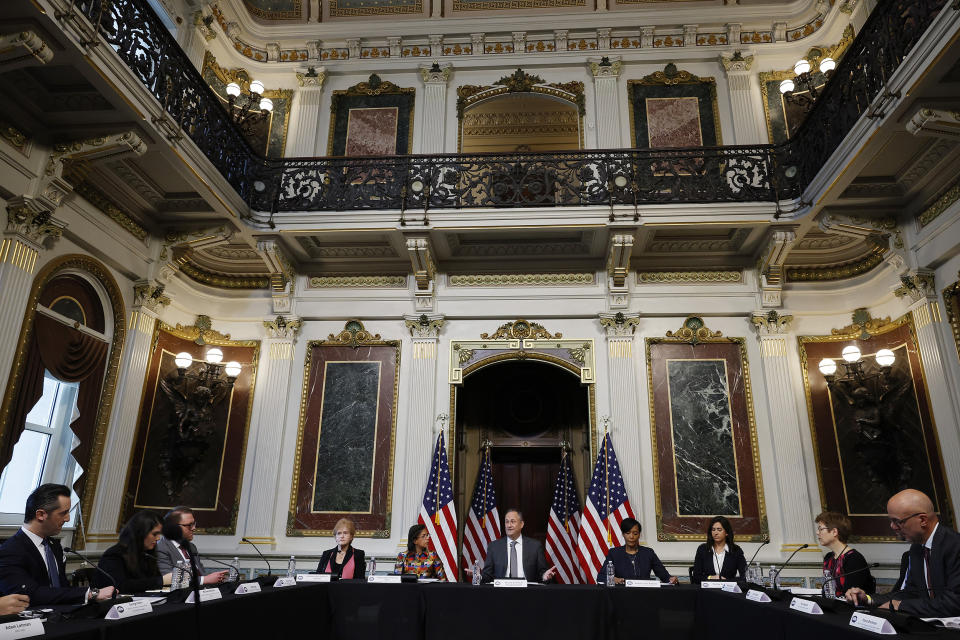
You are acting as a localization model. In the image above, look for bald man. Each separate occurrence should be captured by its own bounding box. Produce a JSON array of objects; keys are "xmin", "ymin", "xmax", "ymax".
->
[{"xmin": 846, "ymin": 489, "xmax": 960, "ymax": 617}]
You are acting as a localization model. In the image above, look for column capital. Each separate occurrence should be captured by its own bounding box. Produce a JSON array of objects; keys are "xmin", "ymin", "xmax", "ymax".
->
[
  {"xmin": 894, "ymin": 269, "xmax": 937, "ymax": 304},
  {"xmin": 133, "ymin": 280, "xmax": 172, "ymax": 315},
  {"xmin": 720, "ymin": 51, "xmax": 754, "ymax": 74},
  {"xmin": 751, "ymin": 310, "xmax": 793, "ymax": 337},
  {"xmin": 296, "ymin": 66, "xmax": 326, "ymax": 88},
  {"xmin": 418, "ymin": 62, "xmax": 453, "ymax": 85},
  {"xmin": 588, "ymin": 56, "xmax": 623, "ymax": 78},
  {"xmin": 404, "ymin": 314, "xmax": 444, "ymax": 339},
  {"xmin": 599, "ymin": 312, "xmax": 639, "ymax": 337},
  {"xmin": 263, "ymin": 315, "xmax": 302, "ymax": 339},
  {"xmin": 5, "ymin": 197, "xmax": 64, "ymax": 246}
]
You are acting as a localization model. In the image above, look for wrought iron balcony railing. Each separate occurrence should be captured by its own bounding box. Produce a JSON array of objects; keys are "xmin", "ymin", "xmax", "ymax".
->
[{"xmin": 68, "ymin": 0, "xmax": 948, "ymax": 214}]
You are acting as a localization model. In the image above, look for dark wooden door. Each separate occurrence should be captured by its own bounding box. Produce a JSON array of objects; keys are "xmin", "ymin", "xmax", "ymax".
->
[{"xmin": 492, "ymin": 447, "xmax": 561, "ymax": 545}]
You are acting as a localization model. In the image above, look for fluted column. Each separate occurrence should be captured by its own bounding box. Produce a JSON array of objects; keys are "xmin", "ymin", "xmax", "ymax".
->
[
  {"xmin": 598, "ymin": 313, "xmax": 643, "ymax": 514},
  {"xmin": 242, "ymin": 316, "xmax": 302, "ymax": 542},
  {"xmin": 589, "ymin": 57, "xmax": 623, "ymax": 148},
  {"xmin": 401, "ymin": 315, "xmax": 444, "ymax": 528},
  {"xmin": 721, "ymin": 53, "xmax": 766, "ymax": 144},
  {"xmin": 87, "ymin": 284, "xmax": 170, "ymax": 542},
  {"xmin": 750, "ymin": 311, "xmax": 815, "ymax": 548},
  {"xmin": 418, "ymin": 65, "xmax": 452, "ymax": 154},
  {"xmin": 176, "ymin": 17, "xmax": 206, "ymax": 71},
  {"xmin": 286, "ymin": 69, "xmax": 326, "ymax": 157}
]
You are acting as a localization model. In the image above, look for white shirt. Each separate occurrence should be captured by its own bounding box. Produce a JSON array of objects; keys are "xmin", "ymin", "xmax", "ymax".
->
[
  {"xmin": 20, "ymin": 526, "xmax": 51, "ymax": 577},
  {"xmin": 712, "ymin": 544, "xmax": 728, "ymax": 576},
  {"xmin": 505, "ymin": 536, "xmax": 525, "ymax": 579}
]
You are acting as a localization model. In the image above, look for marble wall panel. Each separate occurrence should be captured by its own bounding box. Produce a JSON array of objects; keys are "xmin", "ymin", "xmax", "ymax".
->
[
  {"xmin": 628, "ymin": 79, "xmax": 721, "ymax": 149},
  {"xmin": 646, "ymin": 97, "xmax": 703, "ymax": 148},
  {"xmin": 345, "ymin": 107, "xmax": 399, "ymax": 157}
]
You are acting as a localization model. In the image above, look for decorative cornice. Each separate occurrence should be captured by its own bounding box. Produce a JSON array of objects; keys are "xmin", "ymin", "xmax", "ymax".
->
[
  {"xmin": 634, "ymin": 63, "xmax": 709, "ymax": 86},
  {"xmin": 309, "ymin": 274, "xmax": 407, "ymax": 288},
  {"xmin": 480, "ymin": 319, "xmax": 561, "ymax": 340},
  {"xmin": 180, "ymin": 262, "xmax": 270, "ymax": 289},
  {"xmin": 264, "ymin": 315, "xmax": 303, "ymax": 339},
  {"xmin": 917, "ymin": 177, "xmax": 960, "ymax": 228},
  {"xmin": 70, "ymin": 178, "xmax": 148, "ymax": 241},
  {"xmin": 599, "ymin": 312, "xmax": 640, "ymax": 337},
  {"xmin": 404, "ymin": 314, "xmax": 444, "ymax": 338},
  {"xmin": 637, "ymin": 270, "xmax": 742, "ymax": 284},
  {"xmin": 751, "ymin": 310, "xmax": 793, "ymax": 336},
  {"xmin": 448, "ymin": 273, "xmax": 593, "ymax": 287},
  {"xmin": 785, "ymin": 248, "xmax": 885, "ymax": 282}
]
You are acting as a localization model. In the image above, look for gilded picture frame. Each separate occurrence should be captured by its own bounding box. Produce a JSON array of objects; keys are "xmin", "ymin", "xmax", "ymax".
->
[
  {"xmin": 627, "ymin": 65, "xmax": 722, "ymax": 150},
  {"xmin": 327, "ymin": 75, "xmax": 415, "ymax": 157},
  {"xmin": 945, "ymin": 275, "xmax": 960, "ymax": 364}
]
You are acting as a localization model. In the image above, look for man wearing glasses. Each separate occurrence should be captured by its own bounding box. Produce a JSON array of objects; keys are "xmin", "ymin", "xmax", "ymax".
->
[
  {"xmin": 156, "ymin": 507, "xmax": 228, "ymax": 585},
  {"xmin": 846, "ymin": 489, "xmax": 960, "ymax": 616}
]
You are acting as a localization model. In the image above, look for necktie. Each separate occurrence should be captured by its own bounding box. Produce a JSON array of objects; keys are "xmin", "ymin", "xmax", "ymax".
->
[
  {"xmin": 180, "ymin": 546, "xmax": 190, "ymax": 560},
  {"xmin": 924, "ymin": 547, "xmax": 934, "ymax": 598},
  {"xmin": 43, "ymin": 539, "xmax": 61, "ymax": 588},
  {"xmin": 509, "ymin": 540, "xmax": 518, "ymax": 578}
]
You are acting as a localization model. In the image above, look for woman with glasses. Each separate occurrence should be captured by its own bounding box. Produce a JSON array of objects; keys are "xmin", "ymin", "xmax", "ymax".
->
[
  {"xmin": 815, "ymin": 511, "xmax": 874, "ymax": 596},
  {"xmin": 393, "ymin": 524, "xmax": 446, "ymax": 580},
  {"xmin": 691, "ymin": 516, "xmax": 747, "ymax": 583},
  {"xmin": 94, "ymin": 511, "xmax": 173, "ymax": 593},
  {"xmin": 317, "ymin": 518, "xmax": 366, "ymax": 579}
]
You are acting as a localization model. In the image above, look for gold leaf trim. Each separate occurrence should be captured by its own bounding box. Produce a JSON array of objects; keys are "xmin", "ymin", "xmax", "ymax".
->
[
  {"xmin": 70, "ymin": 178, "xmax": 148, "ymax": 241},
  {"xmin": 180, "ymin": 263, "xmax": 270, "ymax": 289},
  {"xmin": 662, "ymin": 316, "xmax": 725, "ymax": 344},
  {"xmin": 449, "ymin": 273, "xmax": 593, "ymax": 287},
  {"xmin": 0, "ymin": 119, "xmax": 28, "ymax": 151},
  {"xmin": 308, "ymin": 275, "xmax": 407, "ymax": 288},
  {"xmin": 326, "ymin": 319, "xmax": 381, "ymax": 347},
  {"xmin": 637, "ymin": 270, "xmax": 742, "ymax": 284},
  {"xmin": 785, "ymin": 248, "xmax": 885, "ymax": 282},
  {"xmin": 943, "ymin": 275, "xmax": 960, "ymax": 365},
  {"xmin": 917, "ymin": 178, "xmax": 960, "ymax": 228},
  {"xmin": 480, "ymin": 319, "xmax": 561, "ymax": 340}
]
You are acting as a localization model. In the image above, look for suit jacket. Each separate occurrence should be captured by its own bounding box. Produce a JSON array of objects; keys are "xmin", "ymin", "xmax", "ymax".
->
[
  {"xmin": 877, "ymin": 524, "xmax": 960, "ymax": 617},
  {"xmin": 317, "ymin": 546, "xmax": 366, "ymax": 579},
  {"xmin": 482, "ymin": 535, "xmax": 551, "ymax": 583},
  {"xmin": 691, "ymin": 543, "xmax": 747, "ymax": 584},
  {"xmin": 0, "ymin": 529, "xmax": 87, "ymax": 604},
  {"xmin": 94, "ymin": 544, "xmax": 163, "ymax": 593},
  {"xmin": 155, "ymin": 536, "xmax": 206, "ymax": 576},
  {"xmin": 597, "ymin": 546, "xmax": 671, "ymax": 583}
]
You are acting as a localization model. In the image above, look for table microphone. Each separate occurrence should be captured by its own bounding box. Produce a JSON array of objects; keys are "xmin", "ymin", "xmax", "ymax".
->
[
  {"xmin": 825, "ymin": 562, "xmax": 879, "ymax": 590},
  {"xmin": 748, "ymin": 538, "xmax": 770, "ymax": 565},
  {"xmin": 63, "ymin": 547, "xmax": 119, "ymax": 599},
  {"xmin": 241, "ymin": 537, "xmax": 278, "ymax": 586}
]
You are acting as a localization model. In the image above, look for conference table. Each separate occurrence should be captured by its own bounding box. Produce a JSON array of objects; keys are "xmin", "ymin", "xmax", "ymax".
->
[{"xmin": 18, "ymin": 580, "xmax": 958, "ymax": 640}]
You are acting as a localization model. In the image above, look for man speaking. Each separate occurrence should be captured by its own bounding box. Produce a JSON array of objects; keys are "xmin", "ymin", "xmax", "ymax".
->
[{"xmin": 482, "ymin": 509, "xmax": 556, "ymax": 583}]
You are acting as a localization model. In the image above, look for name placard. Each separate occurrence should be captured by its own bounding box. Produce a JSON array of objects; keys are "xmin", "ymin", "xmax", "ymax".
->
[
  {"xmin": 700, "ymin": 581, "xmax": 725, "ymax": 589},
  {"xmin": 746, "ymin": 589, "xmax": 772, "ymax": 603},
  {"xmin": 296, "ymin": 574, "xmax": 332, "ymax": 583},
  {"xmin": 234, "ymin": 582, "xmax": 262, "ymax": 595},
  {"xmin": 624, "ymin": 580, "xmax": 661, "ymax": 588},
  {"xmin": 493, "ymin": 578, "xmax": 527, "ymax": 588},
  {"xmin": 0, "ymin": 619, "xmax": 44, "ymax": 639},
  {"xmin": 850, "ymin": 613, "xmax": 897, "ymax": 635},
  {"xmin": 186, "ymin": 588, "xmax": 224, "ymax": 603},
  {"xmin": 106, "ymin": 599, "xmax": 152, "ymax": 620},
  {"xmin": 368, "ymin": 575, "xmax": 404, "ymax": 584},
  {"xmin": 273, "ymin": 577, "xmax": 297, "ymax": 588},
  {"xmin": 789, "ymin": 597, "xmax": 823, "ymax": 615},
  {"xmin": 720, "ymin": 582, "xmax": 743, "ymax": 593}
]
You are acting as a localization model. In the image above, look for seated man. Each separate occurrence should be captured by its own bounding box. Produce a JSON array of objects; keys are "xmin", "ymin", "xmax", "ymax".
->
[
  {"xmin": 847, "ymin": 489, "xmax": 960, "ymax": 617},
  {"xmin": 156, "ymin": 507, "xmax": 228, "ymax": 585},
  {"xmin": 0, "ymin": 484, "xmax": 116, "ymax": 604},
  {"xmin": 481, "ymin": 509, "xmax": 556, "ymax": 583}
]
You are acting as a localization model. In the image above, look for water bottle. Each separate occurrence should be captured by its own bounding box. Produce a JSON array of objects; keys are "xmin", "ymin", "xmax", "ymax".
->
[
  {"xmin": 287, "ymin": 555, "xmax": 296, "ymax": 578},
  {"xmin": 368, "ymin": 558, "xmax": 377, "ymax": 577},
  {"xmin": 749, "ymin": 562, "xmax": 761, "ymax": 584},
  {"xmin": 605, "ymin": 561, "xmax": 615, "ymax": 587},
  {"xmin": 172, "ymin": 560, "xmax": 184, "ymax": 590},
  {"xmin": 181, "ymin": 563, "xmax": 193, "ymax": 589},
  {"xmin": 472, "ymin": 559, "xmax": 482, "ymax": 585},
  {"xmin": 768, "ymin": 565, "xmax": 779, "ymax": 589},
  {"xmin": 228, "ymin": 557, "xmax": 240, "ymax": 582},
  {"xmin": 822, "ymin": 569, "xmax": 836, "ymax": 598}
]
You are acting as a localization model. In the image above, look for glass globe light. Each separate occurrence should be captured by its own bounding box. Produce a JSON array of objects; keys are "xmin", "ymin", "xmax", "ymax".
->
[
  {"xmin": 410, "ymin": 180, "xmax": 424, "ymax": 193},
  {"xmin": 205, "ymin": 347, "xmax": 224, "ymax": 364},
  {"xmin": 779, "ymin": 79, "xmax": 795, "ymax": 94},
  {"xmin": 794, "ymin": 59, "xmax": 811, "ymax": 75},
  {"xmin": 841, "ymin": 345, "xmax": 861, "ymax": 363},
  {"xmin": 224, "ymin": 361, "xmax": 242, "ymax": 378},
  {"xmin": 249, "ymin": 80, "xmax": 264, "ymax": 95},
  {"xmin": 818, "ymin": 358, "xmax": 837, "ymax": 376},
  {"xmin": 614, "ymin": 175, "xmax": 628, "ymax": 188},
  {"xmin": 225, "ymin": 82, "xmax": 241, "ymax": 98},
  {"xmin": 174, "ymin": 352, "xmax": 193, "ymax": 369},
  {"xmin": 819, "ymin": 57, "xmax": 836, "ymax": 73},
  {"xmin": 259, "ymin": 97, "xmax": 274, "ymax": 112},
  {"xmin": 875, "ymin": 348, "xmax": 895, "ymax": 367}
]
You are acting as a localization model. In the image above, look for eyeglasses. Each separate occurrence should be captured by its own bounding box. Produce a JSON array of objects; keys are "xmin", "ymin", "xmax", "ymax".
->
[
  {"xmin": 815, "ymin": 526, "xmax": 830, "ymax": 533},
  {"xmin": 888, "ymin": 512, "xmax": 925, "ymax": 528},
  {"xmin": 179, "ymin": 522, "xmax": 197, "ymax": 530}
]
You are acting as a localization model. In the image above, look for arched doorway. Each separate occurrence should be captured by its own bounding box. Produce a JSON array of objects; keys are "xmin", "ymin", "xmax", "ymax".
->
[{"xmin": 460, "ymin": 93, "xmax": 583, "ymax": 153}]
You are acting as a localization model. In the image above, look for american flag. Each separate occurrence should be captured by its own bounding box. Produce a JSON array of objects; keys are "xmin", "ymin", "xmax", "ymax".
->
[
  {"xmin": 462, "ymin": 447, "xmax": 500, "ymax": 578},
  {"xmin": 418, "ymin": 431, "xmax": 459, "ymax": 582},
  {"xmin": 576, "ymin": 432, "xmax": 635, "ymax": 584},
  {"xmin": 545, "ymin": 451, "xmax": 582, "ymax": 584}
]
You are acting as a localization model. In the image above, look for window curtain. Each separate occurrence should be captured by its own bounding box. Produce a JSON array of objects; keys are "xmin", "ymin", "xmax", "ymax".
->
[{"xmin": 1, "ymin": 313, "xmax": 109, "ymax": 496}]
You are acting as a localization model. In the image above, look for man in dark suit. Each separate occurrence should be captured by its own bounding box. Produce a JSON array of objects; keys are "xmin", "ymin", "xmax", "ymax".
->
[
  {"xmin": 156, "ymin": 507, "xmax": 228, "ymax": 585},
  {"xmin": 482, "ymin": 509, "xmax": 556, "ymax": 583},
  {"xmin": 0, "ymin": 484, "xmax": 116, "ymax": 605},
  {"xmin": 847, "ymin": 489, "xmax": 960, "ymax": 617}
]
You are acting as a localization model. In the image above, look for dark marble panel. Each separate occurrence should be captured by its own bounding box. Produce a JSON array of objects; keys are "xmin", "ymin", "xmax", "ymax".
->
[
  {"xmin": 667, "ymin": 359, "xmax": 740, "ymax": 516},
  {"xmin": 313, "ymin": 361, "xmax": 382, "ymax": 512}
]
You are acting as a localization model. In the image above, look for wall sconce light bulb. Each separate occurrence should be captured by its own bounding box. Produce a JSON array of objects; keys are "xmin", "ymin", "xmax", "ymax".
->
[
  {"xmin": 174, "ymin": 352, "xmax": 193, "ymax": 369},
  {"xmin": 225, "ymin": 361, "xmax": 242, "ymax": 377},
  {"xmin": 794, "ymin": 59, "xmax": 811, "ymax": 75},
  {"xmin": 841, "ymin": 345, "xmax": 861, "ymax": 363},
  {"xmin": 818, "ymin": 358, "xmax": 837, "ymax": 376},
  {"xmin": 875, "ymin": 348, "xmax": 895, "ymax": 367},
  {"xmin": 206, "ymin": 347, "xmax": 224, "ymax": 364}
]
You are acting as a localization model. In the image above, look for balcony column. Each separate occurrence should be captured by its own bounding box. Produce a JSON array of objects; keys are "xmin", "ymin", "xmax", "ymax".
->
[
  {"xmin": 286, "ymin": 69, "xmax": 326, "ymax": 157},
  {"xmin": 418, "ymin": 64, "xmax": 452, "ymax": 154},
  {"xmin": 87, "ymin": 284, "xmax": 170, "ymax": 544},
  {"xmin": 750, "ymin": 311, "xmax": 815, "ymax": 549},
  {"xmin": 176, "ymin": 14, "xmax": 207, "ymax": 71},
  {"xmin": 400, "ymin": 315, "xmax": 444, "ymax": 529},
  {"xmin": 589, "ymin": 57, "xmax": 623, "ymax": 148},
  {"xmin": 242, "ymin": 316, "xmax": 302, "ymax": 542},
  {"xmin": 720, "ymin": 53, "xmax": 766, "ymax": 144}
]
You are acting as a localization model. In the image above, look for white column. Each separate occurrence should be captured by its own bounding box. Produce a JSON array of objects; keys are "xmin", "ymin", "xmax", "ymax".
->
[
  {"xmin": 175, "ymin": 19, "xmax": 206, "ymax": 71},
  {"xmin": 589, "ymin": 57, "xmax": 623, "ymax": 148},
  {"xmin": 598, "ymin": 313, "xmax": 644, "ymax": 515},
  {"xmin": 401, "ymin": 315, "xmax": 444, "ymax": 529},
  {"xmin": 721, "ymin": 53, "xmax": 766, "ymax": 144},
  {"xmin": 242, "ymin": 317, "xmax": 302, "ymax": 541},
  {"xmin": 418, "ymin": 65, "xmax": 452, "ymax": 154},
  {"xmin": 750, "ymin": 311, "xmax": 815, "ymax": 548},
  {"xmin": 286, "ymin": 69, "xmax": 326, "ymax": 157},
  {"xmin": 87, "ymin": 284, "xmax": 169, "ymax": 543}
]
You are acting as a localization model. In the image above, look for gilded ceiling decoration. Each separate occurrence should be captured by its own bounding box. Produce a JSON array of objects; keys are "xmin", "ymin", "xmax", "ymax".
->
[
  {"xmin": 242, "ymin": 0, "xmax": 302, "ymax": 20},
  {"xmin": 329, "ymin": 0, "xmax": 422, "ymax": 17}
]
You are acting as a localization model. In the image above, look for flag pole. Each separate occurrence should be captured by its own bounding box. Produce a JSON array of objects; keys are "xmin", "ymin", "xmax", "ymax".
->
[
  {"xmin": 602, "ymin": 416, "xmax": 611, "ymax": 545},
  {"xmin": 435, "ymin": 413, "xmax": 448, "ymax": 525}
]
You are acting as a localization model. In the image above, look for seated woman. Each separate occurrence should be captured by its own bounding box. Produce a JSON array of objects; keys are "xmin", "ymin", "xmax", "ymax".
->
[
  {"xmin": 394, "ymin": 524, "xmax": 445, "ymax": 580},
  {"xmin": 692, "ymin": 516, "xmax": 747, "ymax": 583},
  {"xmin": 317, "ymin": 518, "xmax": 366, "ymax": 579},
  {"xmin": 596, "ymin": 518, "xmax": 678, "ymax": 584},
  {"xmin": 816, "ymin": 511, "xmax": 874, "ymax": 596},
  {"xmin": 94, "ymin": 511, "xmax": 172, "ymax": 593}
]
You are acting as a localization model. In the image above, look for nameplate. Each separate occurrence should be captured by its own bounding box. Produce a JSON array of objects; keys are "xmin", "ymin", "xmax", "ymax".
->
[
  {"xmin": 493, "ymin": 578, "xmax": 527, "ymax": 588},
  {"xmin": 273, "ymin": 577, "xmax": 297, "ymax": 588},
  {"xmin": 106, "ymin": 599, "xmax": 152, "ymax": 619},
  {"xmin": 789, "ymin": 597, "xmax": 823, "ymax": 615},
  {"xmin": 186, "ymin": 588, "xmax": 224, "ymax": 603},
  {"xmin": 368, "ymin": 575, "xmax": 403, "ymax": 584},
  {"xmin": 624, "ymin": 580, "xmax": 661, "ymax": 588},
  {"xmin": 296, "ymin": 574, "xmax": 332, "ymax": 583},
  {"xmin": 0, "ymin": 619, "xmax": 44, "ymax": 639},
  {"xmin": 700, "ymin": 581, "xmax": 726, "ymax": 589},
  {"xmin": 234, "ymin": 582, "xmax": 261, "ymax": 595},
  {"xmin": 720, "ymin": 582, "xmax": 742, "ymax": 593},
  {"xmin": 746, "ymin": 589, "xmax": 772, "ymax": 603},
  {"xmin": 850, "ymin": 613, "xmax": 896, "ymax": 635}
]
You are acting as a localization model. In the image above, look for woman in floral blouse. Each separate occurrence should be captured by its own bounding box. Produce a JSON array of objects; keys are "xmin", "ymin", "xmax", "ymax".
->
[{"xmin": 394, "ymin": 524, "xmax": 445, "ymax": 580}]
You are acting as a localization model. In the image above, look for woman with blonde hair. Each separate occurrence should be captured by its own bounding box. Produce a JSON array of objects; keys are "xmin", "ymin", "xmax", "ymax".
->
[{"xmin": 317, "ymin": 518, "xmax": 366, "ymax": 579}]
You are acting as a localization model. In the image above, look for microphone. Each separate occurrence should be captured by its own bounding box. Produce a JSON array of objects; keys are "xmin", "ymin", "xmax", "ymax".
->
[
  {"xmin": 771, "ymin": 543, "xmax": 808, "ymax": 587},
  {"xmin": 63, "ymin": 547, "xmax": 119, "ymax": 599},
  {"xmin": 825, "ymin": 562, "xmax": 879, "ymax": 590},
  {"xmin": 241, "ymin": 538, "xmax": 277, "ymax": 586},
  {"xmin": 748, "ymin": 538, "xmax": 770, "ymax": 565}
]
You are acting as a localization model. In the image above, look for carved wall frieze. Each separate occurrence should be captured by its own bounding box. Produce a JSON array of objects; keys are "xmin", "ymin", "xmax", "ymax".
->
[
  {"xmin": 448, "ymin": 273, "xmax": 593, "ymax": 287},
  {"xmin": 785, "ymin": 249, "xmax": 885, "ymax": 282},
  {"xmin": 793, "ymin": 233, "xmax": 858, "ymax": 251},
  {"xmin": 69, "ymin": 178, "xmax": 148, "ymax": 241},
  {"xmin": 917, "ymin": 177, "xmax": 960, "ymax": 228},
  {"xmin": 308, "ymin": 274, "xmax": 408, "ymax": 288},
  {"xmin": 637, "ymin": 270, "xmax": 743, "ymax": 284},
  {"xmin": 180, "ymin": 262, "xmax": 270, "ymax": 289}
]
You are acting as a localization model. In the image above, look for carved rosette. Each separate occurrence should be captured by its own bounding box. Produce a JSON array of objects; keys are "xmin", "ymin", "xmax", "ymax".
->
[{"xmin": 480, "ymin": 319, "xmax": 561, "ymax": 340}]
